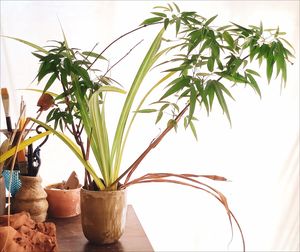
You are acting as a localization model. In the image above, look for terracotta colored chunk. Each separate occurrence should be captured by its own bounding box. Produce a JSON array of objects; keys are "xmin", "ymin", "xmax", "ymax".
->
[
  {"xmin": 0, "ymin": 212, "xmax": 58, "ymax": 252},
  {"xmin": 64, "ymin": 171, "xmax": 79, "ymax": 190}
]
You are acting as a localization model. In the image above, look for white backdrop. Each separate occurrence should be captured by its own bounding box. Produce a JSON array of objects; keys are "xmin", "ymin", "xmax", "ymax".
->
[{"xmin": 1, "ymin": 1, "xmax": 299, "ymax": 251}]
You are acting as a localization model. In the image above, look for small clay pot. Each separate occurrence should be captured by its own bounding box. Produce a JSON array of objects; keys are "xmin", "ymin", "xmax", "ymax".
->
[
  {"xmin": 12, "ymin": 176, "xmax": 48, "ymax": 222},
  {"xmin": 45, "ymin": 183, "xmax": 81, "ymax": 218},
  {"xmin": 80, "ymin": 188, "xmax": 127, "ymax": 244}
]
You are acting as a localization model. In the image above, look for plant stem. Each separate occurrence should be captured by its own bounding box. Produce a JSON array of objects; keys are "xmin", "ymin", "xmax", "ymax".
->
[
  {"xmin": 87, "ymin": 24, "xmax": 148, "ymax": 71},
  {"xmin": 102, "ymin": 40, "xmax": 143, "ymax": 78},
  {"xmin": 110, "ymin": 73, "xmax": 226, "ymax": 189},
  {"xmin": 110, "ymin": 103, "xmax": 189, "ymax": 189}
]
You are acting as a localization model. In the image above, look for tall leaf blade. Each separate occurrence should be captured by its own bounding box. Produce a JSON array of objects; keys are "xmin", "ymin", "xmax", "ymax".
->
[{"xmin": 111, "ymin": 29, "xmax": 165, "ymax": 177}]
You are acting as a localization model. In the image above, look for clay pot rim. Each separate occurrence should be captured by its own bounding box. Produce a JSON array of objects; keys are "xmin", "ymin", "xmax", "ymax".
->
[
  {"xmin": 81, "ymin": 187, "xmax": 126, "ymax": 194},
  {"xmin": 45, "ymin": 182, "xmax": 82, "ymax": 191},
  {"xmin": 19, "ymin": 175, "xmax": 42, "ymax": 181}
]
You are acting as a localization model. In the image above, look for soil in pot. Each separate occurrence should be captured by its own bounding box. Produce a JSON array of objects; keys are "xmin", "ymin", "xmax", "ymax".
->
[{"xmin": 80, "ymin": 188, "xmax": 127, "ymax": 244}]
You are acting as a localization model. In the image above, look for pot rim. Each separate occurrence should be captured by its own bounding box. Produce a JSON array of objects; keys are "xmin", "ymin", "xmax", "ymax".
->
[
  {"xmin": 45, "ymin": 182, "xmax": 82, "ymax": 191},
  {"xmin": 19, "ymin": 175, "xmax": 42, "ymax": 181},
  {"xmin": 81, "ymin": 187, "xmax": 126, "ymax": 194}
]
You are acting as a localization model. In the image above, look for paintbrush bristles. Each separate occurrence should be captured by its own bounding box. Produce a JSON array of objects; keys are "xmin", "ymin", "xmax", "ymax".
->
[{"xmin": 1, "ymin": 88, "xmax": 10, "ymax": 116}]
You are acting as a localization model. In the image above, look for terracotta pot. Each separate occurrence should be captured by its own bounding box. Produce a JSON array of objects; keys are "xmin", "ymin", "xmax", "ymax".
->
[
  {"xmin": 80, "ymin": 188, "xmax": 127, "ymax": 244},
  {"xmin": 45, "ymin": 182, "xmax": 81, "ymax": 218},
  {"xmin": 12, "ymin": 176, "xmax": 48, "ymax": 222},
  {"xmin": 0, "ymin": 176, "xmax": 6, "ymax": 215}
]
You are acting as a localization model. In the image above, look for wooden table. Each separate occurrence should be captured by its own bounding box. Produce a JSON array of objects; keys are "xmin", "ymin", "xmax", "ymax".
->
[{"xmin": 49, "ymin": 205, "xmax": 154, "ymax": 252}]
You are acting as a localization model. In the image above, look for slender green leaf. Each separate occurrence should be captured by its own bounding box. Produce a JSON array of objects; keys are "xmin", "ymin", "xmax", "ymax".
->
[
  {"xmin": 188, "ymin": 85, "xmax": 197, "ymax": 124},
  {"xmin": 1, "ymin": 35, "xmax": 48, "ymax": 53},
  {"xmin": 207, "ymin": 57, "xmax": 215, "ymax": 72},
  {"xmin": 44, "ymin": 72, "xmax": 57, "ymax": 92},
  {"xmin": 155, "ymin": 110, "xmax": 164, "ymax": 124},
  {"xmin": 141, "ymin": 17, "xmax": 163, "ymax": 25},
  {"xmin": 173, "ymin": 2, "xmax": 180, "ymax": 12},
  {"xmin": 29, "ymin": 118, "xmax": 105, "ymax": 190},
  {"xmin": 189, "ymin": 120, "xmax": 198, "ymax": 141},
  {"xmin": 0, "ymin": 131, "xmax": 50, "ymax": 163},
  {"xmin": 205, "ymin": 15, "xmax": 218, "ymax": 26},
  {"xmin": 164, "ymin": 18, "xmax": 170, "ymax": 30},
  {"xmin": 135, "ymin": 109, "xmax": 157, "ymax": 113},
  {"xmin": 18, "ymin": 88, "xmax": 58, "ymax": 98},
  {"xmin": 278, "ymin": 37, "xmax": 295, "ymax": 52},
  {"xmin": 217, "ymin": 82, "xmax": 235, "ymax": 100},
  {"xmin": 246, "ymin": 73, "xmax": 261, "ymax": 98},
  {"xmin": 82, "ymin": 51, "xmax": 107, "ymax": 60},
  {"xmin": 245, "ymin": 69, "xmax": 261, "ymax": 77},
  {"xmin": 266, "ymin": 54, "xmax": 275, "ymax": 83},
  {"xmin": 151, "ymin": 12, "xmax": 167, "ymax": 17},
  {"xmin": 176, "ymin": 18, "xmax": 181, "ymax": 35},
  {"xmin": 160, "ymin": 77, "xmax": 190, "ymax": 100},
  {"xmin": 111, "ymin": 29, "xmax": 164, "ymax": 180},
  {"xmin": 216, "ymin": 25, "xmax": 232, "ymax": 31},
  {"xmin": 223, "ymin": 31, "xmax": 234, "ymax": 49},
  {"xmin": 212, "ymin": 81, "xmax": 231, "ymax": 125}
]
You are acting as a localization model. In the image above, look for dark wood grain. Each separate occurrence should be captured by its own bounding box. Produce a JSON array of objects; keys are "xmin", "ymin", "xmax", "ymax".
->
[{"xmin": 49, "ymin": 205, "xmax": 153, "ymax": 252}]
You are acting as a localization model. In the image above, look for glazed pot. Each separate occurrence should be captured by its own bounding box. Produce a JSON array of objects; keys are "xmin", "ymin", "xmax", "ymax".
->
[
  {"xmin": 45, "ymin": 182, "xmax": 81, "ymax": 218},
  {"xmin": 12, "ymin": 176, "xmax": 48, "ymax": 222},
  {"xmin": 0, "ymin": 176, "xmax": 6, "ymax": 215},
  {"xmin": 80, "ymin": 188, "xmax": 127, "ymax": 244}
]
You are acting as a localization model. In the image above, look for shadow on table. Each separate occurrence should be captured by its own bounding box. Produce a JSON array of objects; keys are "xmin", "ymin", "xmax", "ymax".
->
[{"xmin": 84, "ymin": 241, "xmax": 124, "ymax": 252}]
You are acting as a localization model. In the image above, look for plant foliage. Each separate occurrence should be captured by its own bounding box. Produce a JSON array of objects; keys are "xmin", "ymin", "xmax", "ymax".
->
[{"xmin": 2, "ymin": 3, "xmax": 294, "ymax": 250}]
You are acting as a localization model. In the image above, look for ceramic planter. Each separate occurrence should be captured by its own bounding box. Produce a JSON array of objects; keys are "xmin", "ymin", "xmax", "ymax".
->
[
  {"xmin": 80, "ymin": 188, "xmax": 127, "ymax": 244},
  {"xmin": 45, "ymin": 182, "xmax": 81, "ymax": 218},
  {"xmin": 12, "ymin": 175, "xmax": 48, "ymax": 222},
  {"xmin": 0, "ymin": 176, "xmax": 6, "ymax": 215}
]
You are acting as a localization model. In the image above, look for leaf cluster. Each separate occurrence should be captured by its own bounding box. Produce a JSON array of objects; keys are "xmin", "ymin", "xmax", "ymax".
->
[
  {"xmin": 140, "ymin": 3, "xmax": 294, "ymax": 134},
  {"xmin": 32, "ymin": 40, "xmax": 112, "ymax": 133}
]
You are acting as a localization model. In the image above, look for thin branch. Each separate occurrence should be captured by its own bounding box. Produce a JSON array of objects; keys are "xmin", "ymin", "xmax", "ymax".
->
[
  {"xmin": 109, "ymin": 103, "xmax": 189, "ymax": 189},
  {"xmin": 87, "ymin": 24, "xmax": 148, "ymax": 71},
  {"xmin": 102, "ymin": 40, "xmax": 143, "ymax": 78}
]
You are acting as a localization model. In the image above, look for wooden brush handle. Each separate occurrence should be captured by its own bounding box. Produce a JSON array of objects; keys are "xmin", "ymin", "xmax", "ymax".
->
[{"xmin": 6, "ymin": 116, "xmax": 12, "ymax": 132}]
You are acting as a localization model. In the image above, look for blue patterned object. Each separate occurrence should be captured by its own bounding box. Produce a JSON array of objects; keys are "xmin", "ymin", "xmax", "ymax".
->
[{"xmin": 2, "ymin": 170, "xmax": 21, "ymax": 197}]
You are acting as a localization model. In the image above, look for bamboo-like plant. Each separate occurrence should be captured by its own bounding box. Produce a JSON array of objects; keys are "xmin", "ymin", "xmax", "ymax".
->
[{"xmin": 2, "ymin": 3, "xmax": 294, "ymax": 250}]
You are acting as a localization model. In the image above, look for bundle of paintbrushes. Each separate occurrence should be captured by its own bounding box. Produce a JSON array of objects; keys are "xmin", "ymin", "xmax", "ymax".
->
[
  {"xmin": 0, "ymin": 89, "xmax": 27, "ymax": 174},
  {"xmin": 0, "ymin": 89, "xmax": 50, "ymax": 177}
]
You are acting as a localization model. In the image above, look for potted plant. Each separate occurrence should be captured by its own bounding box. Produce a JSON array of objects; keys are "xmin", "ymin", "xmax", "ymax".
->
[{"xmin": 2, "ymin": 2, "xmax": 294, "ymax": 249}]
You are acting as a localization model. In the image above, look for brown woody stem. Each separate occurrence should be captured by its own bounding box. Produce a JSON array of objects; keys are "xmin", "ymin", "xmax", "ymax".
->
[{"xmin": 109, "ymin": 103, "xmax": 189, "ymax": 189}]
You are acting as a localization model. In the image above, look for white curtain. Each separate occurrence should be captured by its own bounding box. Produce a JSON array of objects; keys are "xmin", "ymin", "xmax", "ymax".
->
[{"xmin": 1, "ymin": 1, "xmax": 299, "ymax": 251}]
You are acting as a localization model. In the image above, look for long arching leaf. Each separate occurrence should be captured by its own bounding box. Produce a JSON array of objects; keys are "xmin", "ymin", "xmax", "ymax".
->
[
  {"xmin": 29, "ymin": 117, "xmax": 105, "ymax": 190},
  {"xmin": 0, "ymin": 131, "xmax": 50, "ymax": 163}
]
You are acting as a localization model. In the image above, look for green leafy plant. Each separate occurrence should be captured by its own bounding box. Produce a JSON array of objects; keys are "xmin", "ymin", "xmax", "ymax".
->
[{"xmin": 2, "ymin": 3, "xmax": 294, "ymax": 250}]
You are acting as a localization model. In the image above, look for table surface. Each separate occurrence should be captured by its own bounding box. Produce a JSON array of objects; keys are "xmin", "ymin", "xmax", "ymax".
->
[{"xmin": 48, "ymin": 205, "xmax": 154, "ymax": 252}]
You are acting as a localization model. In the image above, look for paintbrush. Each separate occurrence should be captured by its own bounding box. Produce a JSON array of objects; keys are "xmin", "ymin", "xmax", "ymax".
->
[
  {"xmin": 1, "ymin": 88, "xmax": 12, "ymax": 132},
  {"xmin": 17, "ymin": 97, "xmax": 27, "ymax": 174}
]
